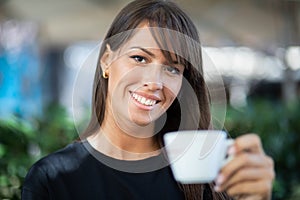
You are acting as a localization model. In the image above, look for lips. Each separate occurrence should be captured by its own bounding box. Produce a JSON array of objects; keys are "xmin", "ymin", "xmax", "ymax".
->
[{"xmin": 130, "ymin": 92, "xmax": 161, "ymax": 107}]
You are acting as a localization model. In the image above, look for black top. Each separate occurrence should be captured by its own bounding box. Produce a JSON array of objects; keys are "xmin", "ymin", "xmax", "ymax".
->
[{"xmin": 21, "ymin": 140, "xmax": 185, "ymax": 200}]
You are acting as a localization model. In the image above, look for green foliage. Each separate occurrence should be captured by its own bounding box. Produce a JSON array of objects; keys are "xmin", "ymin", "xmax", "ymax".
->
[
  {"xmin": 0, "ymin": 104, "xmax": 77, "ymax": 199},
  {"xmin": 225, "ymin": 99, "xmax": 300, "ymax": 200}
]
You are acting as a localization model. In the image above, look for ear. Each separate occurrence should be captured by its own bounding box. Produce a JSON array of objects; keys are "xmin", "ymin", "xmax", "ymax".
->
[{"xmin": 100, "ymin": 44, "xmax": 113, "ymax": 72}]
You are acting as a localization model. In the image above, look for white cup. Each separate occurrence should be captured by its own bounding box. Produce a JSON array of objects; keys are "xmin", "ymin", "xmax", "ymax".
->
[{"xmin": 163, "ymin": 130, "xmax": 233, "ymax": 184}]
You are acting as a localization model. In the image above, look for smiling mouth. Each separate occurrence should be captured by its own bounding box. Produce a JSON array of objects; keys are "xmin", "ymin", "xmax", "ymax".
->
[{"xmin": 130, "ymin": 92, "xmax": 160, "ymax": 106}]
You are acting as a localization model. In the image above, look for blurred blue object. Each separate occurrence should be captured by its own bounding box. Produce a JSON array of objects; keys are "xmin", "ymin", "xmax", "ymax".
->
[{"xmin": 0, "ymin": 20, "xmax": 42, "ymax": 119}]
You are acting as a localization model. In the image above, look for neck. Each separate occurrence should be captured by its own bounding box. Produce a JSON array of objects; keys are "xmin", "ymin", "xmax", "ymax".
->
[{"xmin": 87, "ymin": 113, "xmax": 160, "ymax": 160}]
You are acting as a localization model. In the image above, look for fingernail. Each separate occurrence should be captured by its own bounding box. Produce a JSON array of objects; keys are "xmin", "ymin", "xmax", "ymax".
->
[
  {"xmin": 216, "ymin": 174, "xmax": 225, "ymax": 185},
  {"xmin": 228, "ymin": 146, "xmax": 236, "ymax": 155},
  {"xmin": 214, "ymin": 185, "xmax": 220, "ymax": 192}
]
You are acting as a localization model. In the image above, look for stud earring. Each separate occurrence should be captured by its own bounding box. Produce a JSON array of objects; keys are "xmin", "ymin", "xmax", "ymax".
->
[{"xmin": 102, "ymin": 70, "xmax": 108, "ymax": 79}]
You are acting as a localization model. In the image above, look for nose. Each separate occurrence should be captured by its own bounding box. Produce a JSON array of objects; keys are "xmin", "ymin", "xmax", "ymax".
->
[
  {"xmin": 143, "ymin": 64, "xmax": 164, "ymax": 91},
  {"xmin": 143, "ymin": 81, "xmax": 163, "ymax": 91}
]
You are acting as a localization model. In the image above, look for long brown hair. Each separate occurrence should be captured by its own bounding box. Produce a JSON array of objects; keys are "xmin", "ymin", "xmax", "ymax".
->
[{"xmin": 81, "ymin": 0, "xmax": 230, "ymax": 199}]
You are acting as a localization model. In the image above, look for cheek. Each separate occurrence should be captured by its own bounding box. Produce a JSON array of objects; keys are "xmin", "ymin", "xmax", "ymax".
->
[
  {"xmin": 107, "ymin": 65, "xmax": 140, "ymax": 102},
  {"xmin": 107, "ymin": 61, "xmax": 130, "ymax": 91},
  {"xmin": 111, "ymin": 64, "xmax": 144, "ymax": 88},
  {"xmin": 163, "ymin": 78, "xmax": 182, "ymax": 100}
]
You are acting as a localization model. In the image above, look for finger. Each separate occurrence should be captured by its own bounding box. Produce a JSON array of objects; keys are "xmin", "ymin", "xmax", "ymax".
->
[
  {"xmin": 217, "ymin": 154, "xmax": 270, "ymax": 185},
  {"xmin": 222, "ymin": 153, "xmax": 268, "ymax": 175},
  {"xmin": 234, "ymin": 134, "xmax": 264, "ymax": 154},
  {"xmin": 217, "ymin": 167, "xmax": 275, "ymax": 191},
  {"xmin": 224, "ymin": 179, "xmax": 273, "ymax": 198}
]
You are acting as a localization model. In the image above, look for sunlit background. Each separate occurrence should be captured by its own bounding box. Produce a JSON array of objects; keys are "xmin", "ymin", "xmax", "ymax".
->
[{"xmin": 0, "ymin": 0, "xmax": 299, "ymax": 199}]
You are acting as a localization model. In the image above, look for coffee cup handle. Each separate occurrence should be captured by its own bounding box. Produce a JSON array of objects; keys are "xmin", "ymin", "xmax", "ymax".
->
[{"xmin": 221, "ymin": 139, "xmax": 235, "ymax": 167}]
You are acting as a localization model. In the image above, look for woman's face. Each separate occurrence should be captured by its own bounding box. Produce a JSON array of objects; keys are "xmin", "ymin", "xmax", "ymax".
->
[{"xmin": 102, "ymin": 24, "xmax": 184, "ymax": 136}]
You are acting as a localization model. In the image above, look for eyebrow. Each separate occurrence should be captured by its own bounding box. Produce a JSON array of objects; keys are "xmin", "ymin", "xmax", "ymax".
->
[
  {"xmin": 130, "ymin": 47, "xmax": 155, "ymax": 57},
  {"xmin": 130, "ymin": 46, "xmax": 179, "ymax": 65}
]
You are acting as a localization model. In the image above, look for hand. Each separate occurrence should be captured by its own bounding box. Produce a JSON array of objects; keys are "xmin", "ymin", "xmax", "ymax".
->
[{"xmin": 214, "ymin": 134, "xmax": 275, "ymax": 200}]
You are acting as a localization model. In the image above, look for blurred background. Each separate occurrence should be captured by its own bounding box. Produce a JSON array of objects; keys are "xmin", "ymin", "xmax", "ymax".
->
[{"xmin": 0, "ymin": 0, "xmax": 299, "ymax": 199}]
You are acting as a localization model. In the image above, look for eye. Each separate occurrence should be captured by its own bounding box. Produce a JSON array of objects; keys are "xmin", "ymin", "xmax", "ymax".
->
[
  {"xmin": 165, "ymin": 66, "xmax": 181, "ymax": 75},
  {"xmin": 130, "ymin": 55, "xmax": 147, "ymax": 64}
]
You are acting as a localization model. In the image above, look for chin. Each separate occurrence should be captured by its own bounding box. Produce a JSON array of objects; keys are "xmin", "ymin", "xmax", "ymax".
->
[{"xmin": 130, "ymin": 118, "xmax": 153, "ymax": 127}]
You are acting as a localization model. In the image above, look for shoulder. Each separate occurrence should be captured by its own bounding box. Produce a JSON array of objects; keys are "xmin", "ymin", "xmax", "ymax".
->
[
  {"xmin": 22, "ymin": 141, "xmax": 88, "ymax": 198},
  {"xmin": 23, "ymin": 141, "xmax": 88, "ymax": 185},
  {"xmin": 31, "ymin": 141, "xmax": 86, "ymax": 174}
]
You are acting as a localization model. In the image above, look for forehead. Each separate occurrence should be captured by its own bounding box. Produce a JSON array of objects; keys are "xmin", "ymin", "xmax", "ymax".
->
[
  {"xmin": 121, "ymin": 25, "xmax": 161, "ymax": 52},
  {"xmin": 112, "ymin": 23, "xmax": 193, "ymax": 67}
]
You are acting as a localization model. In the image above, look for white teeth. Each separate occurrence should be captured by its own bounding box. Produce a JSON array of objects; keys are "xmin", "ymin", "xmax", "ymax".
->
[
  {"xmin": 145, "ymin": 99, "xmax": 151, "ymax": 105},
  {"xmin": 131, "ymin": 93, "xmax": 157, "ymax": 106}
]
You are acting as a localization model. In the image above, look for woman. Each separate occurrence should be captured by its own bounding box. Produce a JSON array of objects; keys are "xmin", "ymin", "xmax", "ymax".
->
[{"xmin": 22, "ymin": 0, "xmax": 274, "ymax": 199}]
